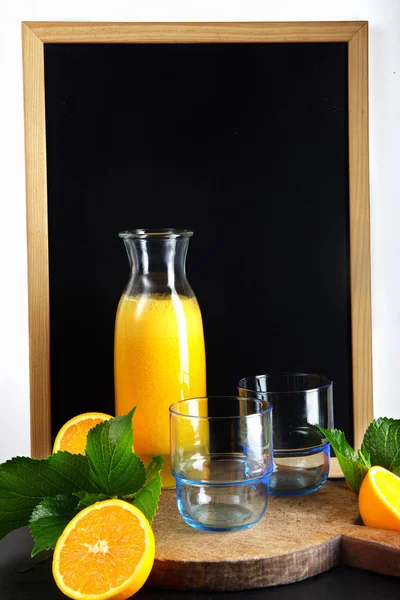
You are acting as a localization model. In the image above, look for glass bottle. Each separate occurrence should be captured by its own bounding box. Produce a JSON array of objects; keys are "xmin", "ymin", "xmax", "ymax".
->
[{"xmin": 114, "ymin": 229, "xmax": 206, "ymax": 488}]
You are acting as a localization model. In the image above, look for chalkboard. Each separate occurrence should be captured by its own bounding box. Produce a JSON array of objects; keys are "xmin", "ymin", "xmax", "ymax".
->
[{"xmin": 44, "ymin": 41, "xmax": 353, "ymax": 443}]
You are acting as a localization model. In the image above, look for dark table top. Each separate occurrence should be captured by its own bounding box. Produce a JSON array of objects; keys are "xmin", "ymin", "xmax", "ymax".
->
[{"xmin": 1, "ymin": 527, "xmax": 399, "ymax": 600}]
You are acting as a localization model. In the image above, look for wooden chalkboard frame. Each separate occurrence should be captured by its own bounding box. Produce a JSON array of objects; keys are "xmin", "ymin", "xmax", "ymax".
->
[{"xmin": 21, "ymin": 21, "xmax": 372, "ymax": 478}]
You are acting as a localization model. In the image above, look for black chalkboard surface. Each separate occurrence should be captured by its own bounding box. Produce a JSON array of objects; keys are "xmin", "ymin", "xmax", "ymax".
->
[{"xmin": 44, "ymin": 42, "xmax": 352, "ymax": 444}]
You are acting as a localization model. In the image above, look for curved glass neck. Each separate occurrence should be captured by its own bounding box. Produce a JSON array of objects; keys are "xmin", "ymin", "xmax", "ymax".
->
[{"xmin": 122, "ymin": 237, "xmax": 194, "ymax": 297}]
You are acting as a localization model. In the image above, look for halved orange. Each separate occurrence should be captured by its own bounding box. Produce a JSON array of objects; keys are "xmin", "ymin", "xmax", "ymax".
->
[
  {"xmin": 52, "ymin": 499, "xmax": 155, "ymax": 600},
  {"xmin": 53, "ymin": 412, "xmax": 113, "ymax": 455},
  {"xmin": 359, "ymin": 466, "xmax": 400, "ymax": 531}
]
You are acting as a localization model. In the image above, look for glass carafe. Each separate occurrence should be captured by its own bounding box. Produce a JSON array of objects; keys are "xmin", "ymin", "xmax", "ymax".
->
[{"xmin": 114, "ymin": 229, "xmax": 206, "ymax": 488}]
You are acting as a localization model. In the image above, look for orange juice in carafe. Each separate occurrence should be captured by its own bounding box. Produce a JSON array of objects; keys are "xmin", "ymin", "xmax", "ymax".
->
[{"xmin": 114, "ymin": 229, "xmax": 206, "ymax": 488}]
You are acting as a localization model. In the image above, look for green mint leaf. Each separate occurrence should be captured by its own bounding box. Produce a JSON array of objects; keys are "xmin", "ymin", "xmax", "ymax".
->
[
  {"xmin": 0, "ymin": 514, "xmax": 31, "ymax": 541},
  {"xmin": 362, "ymin": 418, "xmax": 400, "ymax": 470},
  {"xmin": 317, "ymin": 426, "xmax": 358, "ymax": 460},
  {"xmin": 85, "ymin": 409, "xmax": 145, "ymax": 496},
  {"xmin": 389, "ymin": 449, "xmax": 400, "ymax": 476},
  {"xmin": 74, "ymin": 492, "xmax": 110, "ymax": 511},
  {"xmin": 47, "ymin": 452, "xmax": 100, "ymax": 494},
  {"xmin": 357, "ymin": 444, "xmax": 371, "ymax": 469},
  {"xmin": 334, "ymin": 454, "xmax": 369, "ymax": 494},
  {"xmin": 317, "ymin": 427, "xmax": 368, "ymax": 493},
  {"xmin": 144, "ymin": 455, "xmax": 164, "ymax": 482},
  {"xmin": 0, "ymin": 452, "xmax": 96, "ymax": 540},
  {"xmin": 131, "ymin": 455, "xmax": 164, "ymax": 523},
  {"xmin": 29, "ymin": 494, "xmax": 79, "ymax": 557}
]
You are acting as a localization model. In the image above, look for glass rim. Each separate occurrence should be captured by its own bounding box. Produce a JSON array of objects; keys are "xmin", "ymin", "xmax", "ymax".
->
[
  {"xmin": 274, "ymin": 439, "xmax": 330, "ymax": 453},
  {"xmin": 118, "ymin": 228, "xmax": 194, "ymax": 240},
  {"xmin": 169, "ymin": 396, "xmax": 272, "ymax": 420},
  {"xmin": 238, "ymin": 372, "xmax": 333, "ymax": 395}
]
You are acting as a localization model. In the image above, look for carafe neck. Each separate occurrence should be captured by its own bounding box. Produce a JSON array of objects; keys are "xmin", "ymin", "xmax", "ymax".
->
[{"xmin": 120, "ymin": 229, "xmax": 194, "ymax": 297}]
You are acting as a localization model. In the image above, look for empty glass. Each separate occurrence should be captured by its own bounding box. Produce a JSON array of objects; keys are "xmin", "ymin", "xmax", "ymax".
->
[
  {"xmin": 238, "ymin": 374, "xmax": 333, "ymax": 496},
  {"xmin": 169, "ymin": 396, "xmax": 273, "ymax": 531}
]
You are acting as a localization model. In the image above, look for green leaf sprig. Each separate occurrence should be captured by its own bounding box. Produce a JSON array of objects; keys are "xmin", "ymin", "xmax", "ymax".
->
[
  {"xmin": 318, "ymin": 417, "xmax": 400, "ymax": 494},
  {"xmin": 0, "ymin": 408, "xmax": 163, "ymax": 556}
]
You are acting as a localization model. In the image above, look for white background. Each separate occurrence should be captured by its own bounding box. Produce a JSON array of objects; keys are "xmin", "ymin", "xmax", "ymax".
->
[{"xmin": 0, "ymin": 1, "xmax": 399, "ymax": 462}]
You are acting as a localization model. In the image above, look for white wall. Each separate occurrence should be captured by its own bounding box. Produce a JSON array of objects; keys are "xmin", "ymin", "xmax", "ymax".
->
[{"xmin": 1, "ymin": 0, "xmax": 399, "ymax": 462}]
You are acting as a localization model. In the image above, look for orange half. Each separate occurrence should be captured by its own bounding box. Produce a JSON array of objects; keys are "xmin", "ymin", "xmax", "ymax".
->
[
  {"xmin": 52, "ymin": 499, "xmax": 155, "ymax": 600},
  {"xmin": 358, "ymin": 466, "xmax": 400, "ymax": 531},
  {"xmin": 53, "ymin": 412, "xmax": 113, "ymax": 454}
]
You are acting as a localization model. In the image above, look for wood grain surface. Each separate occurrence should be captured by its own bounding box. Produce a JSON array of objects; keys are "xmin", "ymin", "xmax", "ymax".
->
[
  {"xmin": 22, "ymin": 23, "xmax": 52, "ymax": 458},
  {"xmin": 348, "ymin": 23, "xmax": 374, "ymax": 451},
  {"xmin": 148, "ymin": 481, "xmax": 400, "ymax": 591},
  {"xmin": 24, "ymin": 21, "xmax": 365, "ymax": 44},
  {"xmin": 341, "ymin": 525, "xmax": 400, "ymax": 578}
]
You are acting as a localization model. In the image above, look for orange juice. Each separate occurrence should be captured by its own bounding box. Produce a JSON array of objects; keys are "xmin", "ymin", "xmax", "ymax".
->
[{"xmin": 114, "ymin": 293, "xmax": 206, "ymax": 488}]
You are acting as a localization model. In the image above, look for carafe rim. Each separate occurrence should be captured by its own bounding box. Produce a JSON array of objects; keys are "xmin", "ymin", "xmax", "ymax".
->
[{"xmin": 119, "ymin": 228, "xmax": 193, "ymax": 240}]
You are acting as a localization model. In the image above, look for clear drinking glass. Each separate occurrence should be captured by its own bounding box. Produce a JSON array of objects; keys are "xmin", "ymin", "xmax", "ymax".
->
[
  {"xmin": 238, "ymin": 374, "xmax": 333, "ymax": 496},
  {"xmin": 169, "ymin": 396, "xmax": 273, "ymax": 531}
]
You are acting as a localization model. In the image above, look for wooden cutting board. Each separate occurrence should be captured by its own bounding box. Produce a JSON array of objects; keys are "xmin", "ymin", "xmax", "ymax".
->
[{"xmin": 148, "ymin": 480, "xmax": 400, "ymax": 591}]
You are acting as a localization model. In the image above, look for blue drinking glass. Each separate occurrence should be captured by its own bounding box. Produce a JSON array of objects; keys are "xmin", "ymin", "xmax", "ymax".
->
[
  {"xmin": 169, "ymin": 396, "xmax": 273, "ymax": 531},
  {"xmin": 238, "ymin": 374, "xmax": 333, "ymax": 496}
]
